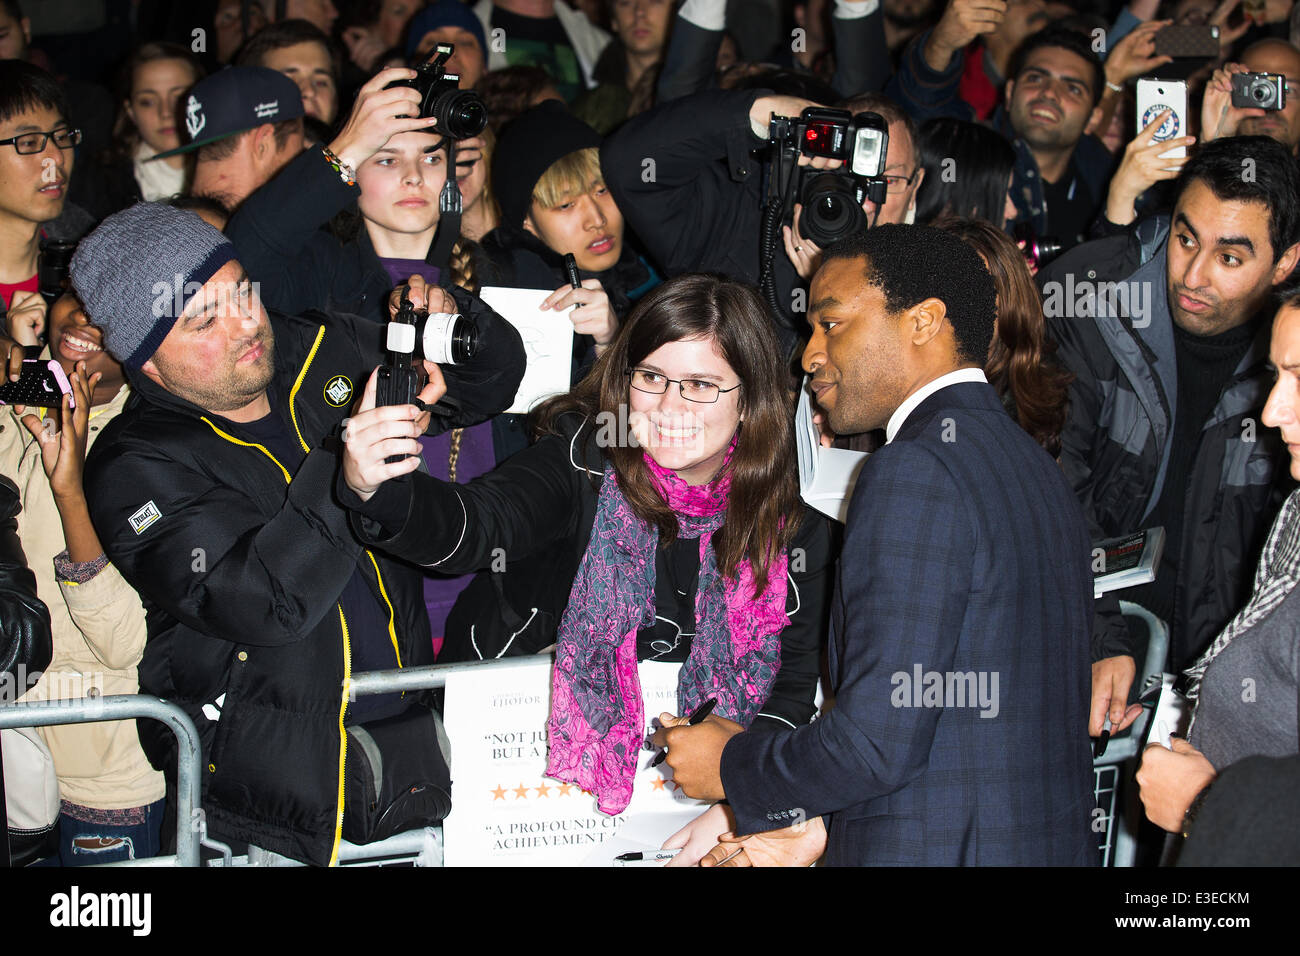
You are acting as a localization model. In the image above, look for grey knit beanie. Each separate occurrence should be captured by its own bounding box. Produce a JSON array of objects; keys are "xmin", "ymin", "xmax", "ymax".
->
[{"xmin": 71, "ymin": 203, "xmax": 238, "ymax": 370}]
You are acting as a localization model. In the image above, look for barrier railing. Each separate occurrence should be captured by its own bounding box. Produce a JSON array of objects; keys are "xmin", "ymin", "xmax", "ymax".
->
[{"xmin": 0, "ymin": 695, "xmax": 203, "ymax": 867}]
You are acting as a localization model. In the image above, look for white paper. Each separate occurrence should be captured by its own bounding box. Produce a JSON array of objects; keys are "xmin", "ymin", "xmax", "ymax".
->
[
  {"xmin": 796, "ymin": 377, "xmax": 869, "ymax": 523},
  {"xmin": 1146, "ymin": 673, "xmax": 1191, "ymax": 749},
  {"xmin": 479, "ymin": 286, "xmax": 575, "ymax": 414},
  {"xmin": 441, "ymin": 658, "xmax": 710, "ymax": 867}
]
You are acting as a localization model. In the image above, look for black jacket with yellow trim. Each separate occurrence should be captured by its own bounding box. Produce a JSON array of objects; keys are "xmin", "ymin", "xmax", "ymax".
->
[{"xmin": 83, "ymin": 291, "xmax": 524, "ymax": 865}]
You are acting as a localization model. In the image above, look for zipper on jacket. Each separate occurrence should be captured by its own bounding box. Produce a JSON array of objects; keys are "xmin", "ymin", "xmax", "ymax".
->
[{"xmin": 201, "ymin": 412, "xmax": 352, "ymax": 866}]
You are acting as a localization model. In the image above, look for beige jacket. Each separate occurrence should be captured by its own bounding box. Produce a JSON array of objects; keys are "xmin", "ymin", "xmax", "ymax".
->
[{"xmin": 1, "ymin": 381, "xmax": 164, "ymax": 809}]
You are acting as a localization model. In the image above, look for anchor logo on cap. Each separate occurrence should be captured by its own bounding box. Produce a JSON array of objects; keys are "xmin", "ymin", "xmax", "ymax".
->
[{"xmin": 186, "ymin": 95, "xmax": 206, "ymax": 139}]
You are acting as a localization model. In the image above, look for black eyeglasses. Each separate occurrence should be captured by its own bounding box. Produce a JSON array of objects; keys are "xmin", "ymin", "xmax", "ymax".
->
[
  {"xmin": 883, "ymin": 169, "xmax": 919, "ymax": 194},
  {"xmin": 627, "ymin": 368, "xmax": 741, "ymax": 404},
  {"xmin": 0, "ymin": 127, "xmax": 82, "ymax": 155}
]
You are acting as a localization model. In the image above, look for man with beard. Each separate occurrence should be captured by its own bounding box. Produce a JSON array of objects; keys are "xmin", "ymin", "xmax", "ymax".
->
[
  {"xmin": 1037, "ymin": 136, "xmax": 1300, "ymax": 747},
  {"xmin": 32, "ymin": 202, "xmax": 524, "ymax": 865},
  {"xmin": 890, "ymin": 15, "xmax": 1124, "ymax": 249}
]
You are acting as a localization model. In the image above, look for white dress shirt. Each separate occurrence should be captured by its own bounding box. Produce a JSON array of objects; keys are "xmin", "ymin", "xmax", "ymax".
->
[{"xmin": 885, "ymin": 368, "xmax": 989, "ymax": 444}]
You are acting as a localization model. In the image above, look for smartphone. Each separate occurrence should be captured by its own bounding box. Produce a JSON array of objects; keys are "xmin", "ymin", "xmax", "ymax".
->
[
  {"xmin": 1152, "ymin": 24, "xmax": 1220, "ymax": 59},
  {"xmin": 0, "ymin": 359, "xmax": 74, "ymax": 414},
  {"xmin": 1136, "ymin": 78, "xmax": 1189, "ymax": 168}
]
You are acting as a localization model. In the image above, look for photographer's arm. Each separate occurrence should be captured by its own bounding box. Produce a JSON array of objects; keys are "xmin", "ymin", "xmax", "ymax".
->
[
  {"xmin": 656, "ymin": 0, "xmax": 727, "ymax": 103},
  {"xmin": 830, "ymin": 0, "xmax": 889, "ymax": 98}
]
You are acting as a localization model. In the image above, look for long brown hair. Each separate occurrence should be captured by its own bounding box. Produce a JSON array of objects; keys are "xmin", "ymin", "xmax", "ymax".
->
[
  {"xmin": 535, "ymin": 274, "xmax": 800, "ymax": 592},
  {"xmin": 940, "ymin": 217, "xmax": 1073, "ymax": 457}
]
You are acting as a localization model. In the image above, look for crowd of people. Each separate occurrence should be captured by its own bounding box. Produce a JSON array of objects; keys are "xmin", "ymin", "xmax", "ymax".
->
[{"xmin": 1, "ymin": 0, "xmax": 1298, "ymax": 867}]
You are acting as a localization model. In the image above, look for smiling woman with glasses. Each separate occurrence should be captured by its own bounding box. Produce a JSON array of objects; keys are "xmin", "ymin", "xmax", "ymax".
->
[{"xmin": 339, "ymin": 271, "xmax": 832, "ymax": 863}]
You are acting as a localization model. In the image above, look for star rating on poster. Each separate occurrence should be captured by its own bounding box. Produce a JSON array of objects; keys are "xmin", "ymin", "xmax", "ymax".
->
[{"xmin": 489, "ymin": 778, "xmax": 680, "ymax": 801}]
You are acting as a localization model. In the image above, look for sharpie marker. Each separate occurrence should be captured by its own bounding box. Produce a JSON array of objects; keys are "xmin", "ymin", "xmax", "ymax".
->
[
  {"xmin": 563, "ymin": 252, "xmax": 583, "ymax": 309},
  {"xmin": 615, "ymin": 849, "xmax": 682, "ymax": 862}
]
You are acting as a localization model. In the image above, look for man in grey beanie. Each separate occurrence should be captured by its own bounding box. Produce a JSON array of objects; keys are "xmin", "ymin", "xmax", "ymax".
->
[{"xmin": 66, "ymin": 202, "xmax": 524, "ymax": 865}]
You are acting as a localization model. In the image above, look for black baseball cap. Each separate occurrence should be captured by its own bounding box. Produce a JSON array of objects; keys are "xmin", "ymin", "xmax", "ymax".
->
[{"xmin": 151, "ymin": 66, "xmax": 305, "ymax": 160}]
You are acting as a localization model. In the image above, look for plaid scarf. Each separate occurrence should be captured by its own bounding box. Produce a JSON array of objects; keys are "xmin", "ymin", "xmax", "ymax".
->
[
  {"xmin": 1185, "ymin": 488, "xmax": 1300, "ymax": 705},
  {"xmin": 546, "ymin": 453, "xmax": 789, "ymax": 814}
]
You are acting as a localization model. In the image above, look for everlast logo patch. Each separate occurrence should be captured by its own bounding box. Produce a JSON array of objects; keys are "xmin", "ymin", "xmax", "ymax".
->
[{"xmin": 324, "ymin": 375, "xmax": 353, "ymax": 407}]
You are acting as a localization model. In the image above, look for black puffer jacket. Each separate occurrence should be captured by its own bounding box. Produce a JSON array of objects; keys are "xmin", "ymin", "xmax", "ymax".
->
[
  {"xmin": 342, "ymin": 414, "xmax": 833, "ymax": 732},
  {"xmin": 1039, "ymin": 217, "xmax": 1292, "ymax": 666},
  {"xmin": 83, "ymin": 295, "xmax": 524, "ymax": 865}
]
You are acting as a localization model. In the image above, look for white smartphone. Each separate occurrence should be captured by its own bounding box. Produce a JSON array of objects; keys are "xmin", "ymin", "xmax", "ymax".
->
[{"xmin": 1136, "ymin": 77, "xmax": 1189, "ymax": 168}]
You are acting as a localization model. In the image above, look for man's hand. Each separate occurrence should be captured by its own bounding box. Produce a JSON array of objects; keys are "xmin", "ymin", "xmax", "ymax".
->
[
  {"xmin": 749, "ymin": 95, "xmax": 821, "ymax": 137},
  {"xmin": 1200, "ymin": 63, "xmax": 1263, "ymax": 143},
  {"xmin": 652, "ymin": 712, "xmax": 743, "ymax": 802},
  {"xmin": 17, "ymin": 361, "xmax": 97, "ymax": 502},
  {"xmin": 1136, "ymin": 738, "xmax": 1217, "ymax": 832},
  {"xmin": 783, "ymin": 204, "xmax": 824, "ymax": 282},
  {"xmin": 1104, "ymin": 109, "xmax": 1195, "ymax": 225},
  {"xmin": 924, "ymin": 0, "xmax": 1007, "ymax": 74},
  {"xmin": 1090, "ymin": 654, "xmax": 1143, "ymax": 737},
  {"xmin": 388, "ymin": 275, "xmax": 458, "ymax": 321},
  {"xmin": 328, "ymin": 67, "xmax": 438, "ymax": 174},
  {"xmin": 342, "ymin": 367, "xmax": 445, "ymax": 502},
  {"xmin": 662, "ymin": 803, "xmax": 737, "ymax": 867},
  {"xmin": 5, "ymin": 290, "xmax": 47, "ymax": 348},
  {"xmin": 700, "ymin": 815, "xmax": 827, "ymax": 867},
  {"xmin": 541, "ymin": 279, "xmax": 617, "ymax": 348},
  {"xmin": 1103, "ymin": 19, "xmax": 1174, "ymax": 88}
]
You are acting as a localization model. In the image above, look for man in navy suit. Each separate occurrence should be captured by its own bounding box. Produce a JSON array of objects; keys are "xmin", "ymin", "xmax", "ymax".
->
[{"xmin": 659, "ymin": 224, "xmax": 1097, "ymax": 865}]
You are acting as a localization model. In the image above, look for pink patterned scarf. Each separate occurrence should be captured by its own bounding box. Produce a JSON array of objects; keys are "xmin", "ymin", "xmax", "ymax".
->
[{"xmin": 546, "ymin": 447, "xmax": 789, "ymax": 814}]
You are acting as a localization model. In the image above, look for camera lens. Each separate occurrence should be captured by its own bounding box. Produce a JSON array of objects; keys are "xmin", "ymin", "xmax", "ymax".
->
[
  {"xmin": 800, "ymin": 172, "xmax": 865, "ymax": 247},
  {"xmin": 434, "ymin": 91, "xmax": 488, "ymax": 139},
  {"xmin": 450, "ymin": 319, "xmax": 478, "ymax": 364}
]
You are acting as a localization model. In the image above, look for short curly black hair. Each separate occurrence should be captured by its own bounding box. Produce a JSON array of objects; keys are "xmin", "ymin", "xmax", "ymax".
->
[{"xmin": 822, "ymin": 224, "xmax": 997, "ymax": 365}]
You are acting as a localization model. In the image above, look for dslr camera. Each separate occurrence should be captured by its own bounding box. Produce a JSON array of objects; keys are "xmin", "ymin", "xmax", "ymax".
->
[
  {"xmin": 376, "ymin": 286, "xmax": 478, "ymax": 440},
  {"xmin": 766, "ymin": 107, "xmax": 890, "ymax": 247},
  {"xmin": 386, "ymin": 43, "xmax": 488, "ymax": 138},
  {"xmin": 1231, "ymin": 72, "xmax": 1287, "ymax": 111}
]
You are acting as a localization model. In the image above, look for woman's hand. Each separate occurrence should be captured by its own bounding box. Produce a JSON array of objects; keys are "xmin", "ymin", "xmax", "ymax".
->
[
  {"xmin": 542, "ymin": 279, "xmax": 617, "ymax": 349},
  {"xmin": 1136, "ymin": 738, "xmax": 1217, "ymax": 832},
  {"xmin": 1104, "ymin": 110, "xmax": 1195, "ymax": 227},
  {"xmin": 662, "ymin": 803, "xmax": 737, "ymax": 867},
  {"xmin": 16, "ymin": 361, "xmax": 97, "ymax": 502},
  {"xmin": 700, "ymin": 814, "xmax": 828, "ymax": 867},
  {"xmin": 5, "ymin": 290, "xmax": 47, "ymax": 348},
  {"xmin": 342, "ymin": 368, "xmax": 432, "ymax": 502},
  {"xmin": 783, "ymin": 204, "xmax": 824, "ymax": 283}
]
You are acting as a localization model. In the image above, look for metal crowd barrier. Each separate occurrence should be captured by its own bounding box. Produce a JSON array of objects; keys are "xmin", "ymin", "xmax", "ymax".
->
[{"xmin": 0, "ymin": 695, "xmax": 203, "ymax": 867}]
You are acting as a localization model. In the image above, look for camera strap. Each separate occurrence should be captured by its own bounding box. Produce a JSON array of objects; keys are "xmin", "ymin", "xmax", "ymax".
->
[{"xmin": 425, "ymin": 137, "xmax": 462, "ymax": 276}]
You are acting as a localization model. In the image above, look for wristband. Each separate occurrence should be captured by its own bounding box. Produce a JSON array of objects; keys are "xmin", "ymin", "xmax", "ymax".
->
[
  {"xmin": 1106, "ymin": 81, "xmax": 1124, "ymax": 94},
  {"xmin": 321, "ymin": 145, "xmax": 356, "ymax": 186}
]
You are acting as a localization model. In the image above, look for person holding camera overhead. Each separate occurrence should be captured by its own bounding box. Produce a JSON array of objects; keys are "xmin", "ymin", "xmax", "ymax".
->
[
  {"xmin": 338, "ymin": 271, "xmax": 832, "ymax": 866},
  {"xmin": 601, "ymin": 85, "xmax": 924, "ymax": 359}
]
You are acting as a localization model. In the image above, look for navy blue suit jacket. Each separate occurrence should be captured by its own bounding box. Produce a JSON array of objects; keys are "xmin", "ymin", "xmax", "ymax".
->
[{"xmin": 721, "ymin": 381, "xmax": 1098, "ymax": 865}]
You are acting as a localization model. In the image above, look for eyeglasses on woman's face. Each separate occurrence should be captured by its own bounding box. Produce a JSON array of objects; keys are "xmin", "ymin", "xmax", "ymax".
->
[{"xmin": 626, "ymin": 368, "xmax": 741, "ymax": 404}]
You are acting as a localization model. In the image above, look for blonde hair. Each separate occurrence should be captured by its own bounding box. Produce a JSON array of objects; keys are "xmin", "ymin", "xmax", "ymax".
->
[{"xmin": 532, "ymin": 147, "xmax": 604, "ymax": 209}]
